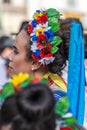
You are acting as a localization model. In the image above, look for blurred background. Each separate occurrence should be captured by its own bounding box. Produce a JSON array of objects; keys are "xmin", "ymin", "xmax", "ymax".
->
[{"xmin": 0, "ymin": 0, "xmax": 87, "ymax": 36}]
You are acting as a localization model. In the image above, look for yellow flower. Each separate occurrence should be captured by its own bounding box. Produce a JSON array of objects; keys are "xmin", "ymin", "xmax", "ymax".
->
[
  {"xmin": 34, "ymin": 12, "xmax": 43, "ymax": 19},
  {"xmin": 10, "ymin": 73, "xmax": 29, "ymax": 88},
  {"xmin": 36, "ymin": 28, "xmax": 44, "ymax": 36}
]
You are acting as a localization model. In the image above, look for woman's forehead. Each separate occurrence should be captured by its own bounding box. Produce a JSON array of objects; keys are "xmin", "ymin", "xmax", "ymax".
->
[
  {"xmin": 14, "ymin": 30, "xmax": 29, "ymax": 47},
  {"xmin": 15, "ymin": 30, "xmax": 29, "ymax": 45}
]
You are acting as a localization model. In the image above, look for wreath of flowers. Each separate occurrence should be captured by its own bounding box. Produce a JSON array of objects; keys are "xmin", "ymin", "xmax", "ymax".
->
[
  {"xmin": 0, "ymin": 73, "xmax": 40, "ymax": 99},
  {"xmin": 28, "ymin": 8, "xmax": 62, "ymax": 65}
]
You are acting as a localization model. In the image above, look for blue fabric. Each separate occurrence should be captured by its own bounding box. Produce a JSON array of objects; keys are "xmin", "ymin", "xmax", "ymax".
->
[
  {"xmin": 67, "ymin": 21, "xmax": 85, "ymax": 125},
  {"xmin": 53, "ymin": 90, "xmax": 66, "ymax": 102}
]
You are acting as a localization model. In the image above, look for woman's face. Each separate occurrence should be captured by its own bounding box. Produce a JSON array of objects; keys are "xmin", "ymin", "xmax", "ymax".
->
[{"xmin": 8, "ymin": 30, "xmax": 33, "ymax": 78}]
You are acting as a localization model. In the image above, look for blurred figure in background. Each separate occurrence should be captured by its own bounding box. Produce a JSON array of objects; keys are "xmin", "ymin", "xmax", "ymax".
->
[
  {"xmin": 0, "ymin": 35, "xmax": 14, "ymax": 78},
  {"xmin": 0, "ymin": 36, "xmax": 14, "ymax": 58},
  {"xmin": 0, "ymin": 35, "xmax": 13, "ymax": 94}
]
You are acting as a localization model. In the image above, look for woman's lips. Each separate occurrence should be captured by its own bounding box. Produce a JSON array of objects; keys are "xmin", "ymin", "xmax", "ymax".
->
[{"xmin": 8, "ymin": 65, "xmax": 13, "ymax": 70}]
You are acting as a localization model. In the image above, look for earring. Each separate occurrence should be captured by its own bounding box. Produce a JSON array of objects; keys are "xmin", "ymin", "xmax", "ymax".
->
[{"xmin": 32, "ymin": 68, "xmax": 34, "ymax": 71}]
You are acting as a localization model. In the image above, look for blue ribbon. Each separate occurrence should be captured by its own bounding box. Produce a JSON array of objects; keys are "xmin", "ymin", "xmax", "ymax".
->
[{"xmin": 67, "ymin": 21, "xmax": 85, "ymax": 125}]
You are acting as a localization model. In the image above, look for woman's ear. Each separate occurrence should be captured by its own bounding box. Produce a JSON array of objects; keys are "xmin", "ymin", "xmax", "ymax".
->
[{"xmin": 31, "ymin": 60, "xmax": 41, "ymax": 71}]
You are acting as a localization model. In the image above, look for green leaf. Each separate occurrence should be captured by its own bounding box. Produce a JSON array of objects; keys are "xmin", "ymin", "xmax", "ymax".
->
[
  {"xmin": 51, "ymin": 36, "xmax": 62, "ymax": 46},
  {"xmin": 0, "ymin": 93, "xmax": 3, "ymax": 99},
  {"xmin": 51, "ymin": 46, "xmax": 58, "ymax": 54},
  {"xmin": 63, "ymin": 117, "xmax": 77, "ymax": 126},
  {"xmin": 2, "ymin": 83, "xmax": 14, "ymax": 99},
  {"xmin": 51, "ymin": 23, "xmax": 60, "ymax": 32},
  {"xmin": 48, "ymin": 17, "xmax": 60, "ymax": 32},
  {"xmin": 46, "ymin": 8, "xmax": 61, "ymax": 32},
  {"xmin": 40, "ymin": 78, "xmax": 49, "ymax": 85},
  {"xmin": 46, "ymin": 8, "xmax": 60, "ymax": 18},
  {"xmin": 72, "ymin": 126, "xmax": 78, "ymax": 130},
  {"xmin": 48, "ymin": 17, "xmax": 58, "ymax": 24},
  {"xmin": 21, "ymin": 77, "xmax": 33, "ymax": 87},
  {"xmin": 55, "ymin": 97, "xmax": 69, "ymax": 115}
]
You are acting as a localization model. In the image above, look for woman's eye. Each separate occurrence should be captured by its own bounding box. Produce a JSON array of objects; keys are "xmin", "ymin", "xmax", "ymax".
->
[{"xmin": 13, "ymin": 49, "xmax": 19, "ymax": 54}]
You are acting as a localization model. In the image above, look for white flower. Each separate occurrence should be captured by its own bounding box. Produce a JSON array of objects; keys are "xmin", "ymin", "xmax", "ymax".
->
[
  {"xmin": 31, "ymin": 42, "xmax": 38, "ymax": 52},
  {"xmin": 30, "ymin": 33, "xmax": 35, "ymax": 37},
  {"xmin": 62, "ymin": 112, "xmax": 73, "ymax": 118},
  {"xmin": 44, "ymin": 26, "xmax": 51, "ymax": 32},
  {"xmin": 39, "ymin": 57, "xmax": 55, "ymax": 65}
]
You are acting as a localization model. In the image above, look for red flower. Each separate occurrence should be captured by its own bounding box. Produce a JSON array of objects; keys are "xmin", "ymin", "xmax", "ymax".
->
[
  {"xmin": 37, "ymin": 16, "xmax": 42, "ymax": 24},
  {"xmin": 32, "ymin": 53, "xmax": 39, "ymax": 61},
  {"xmin": 60, "ymin": 127, "xmax": 73, "ymax": 130},
  {"xmin": 37, "ymin": 42, "xmax": 43, "ymax": 49},
  {"xmin": 40, "ymin": 15, "xmax": 48, "ymax": 23},
  {"xmin": 38, "ymin": 34, "xmax": 46, "ymax": 43},
  {"xmin": 37, "ymin": 15, "xmax": 48, "ymax": 24},
  {"xmin": 40, "ymin": 48, "xmax": 52, "ymax": 58},
  {"xmin": 15, "ymin": 86, "xmax": 22, "ymax": 92},
  {"xmin": 28, "ymin": 24, "xmax": 33, "ymax": 34},
  {"xmin": 46, "ymin": 43, "xmax": 52, "ymax": 50},
  {"xmin": 31, "ymin": 78, "xmax": 40, "ymax": 83}
]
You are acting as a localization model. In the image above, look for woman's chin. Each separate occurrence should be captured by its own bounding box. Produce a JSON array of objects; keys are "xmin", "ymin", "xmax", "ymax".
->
[{"xmin": 8, "ymin": 68, "xmax": 15, "ymax": 78}]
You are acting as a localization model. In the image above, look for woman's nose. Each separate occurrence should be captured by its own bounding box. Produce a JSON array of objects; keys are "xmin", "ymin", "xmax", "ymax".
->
[{"xmin": 7, "ymin": 51, "xmax": 13, "ymax": 61}]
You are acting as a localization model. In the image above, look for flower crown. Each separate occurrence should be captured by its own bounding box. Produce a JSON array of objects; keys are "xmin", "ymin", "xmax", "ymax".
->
[
  {"xmin": 28, "ymin": 8, "xmax": 62, "ymax": 65},
  {"xmin": 0, "ymin": 73, "xmax": 48, "ymax": 99}
]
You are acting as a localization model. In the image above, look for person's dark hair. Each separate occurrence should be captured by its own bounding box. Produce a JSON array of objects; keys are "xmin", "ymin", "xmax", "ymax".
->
[
  {"xmin": 57, "ymin": 18, "xmax": 84, "ymax": 60},
  {"xmin": 0, "ymin": 36, "xmax": 13, "ymax": 55},
  {"xmin": 18, "ymin": 21, "xmax": 29, "ymax": 33},
  {"xmin": 83, "ymin": 33, "xmax": 87, "ymax": 58},
  {"xmin": 23, "ymin": 24, "xmax": 66, "ymax": 76},
  {"xmin": 1, "ymin": 83, "xmax": 56, "ymax": 130}
]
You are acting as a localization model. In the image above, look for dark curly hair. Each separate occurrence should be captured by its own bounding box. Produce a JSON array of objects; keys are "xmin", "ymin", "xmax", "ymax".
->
[
  {"xmin": 1, "ymin": 83, "xmax": 56, "ymax": 130},
  {"xmin": 58, "ymin": 18, "xmax": 84, "ymax": 60}
]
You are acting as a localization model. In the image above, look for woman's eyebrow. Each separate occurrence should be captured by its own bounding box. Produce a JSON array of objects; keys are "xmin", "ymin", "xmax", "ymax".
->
[{"xmin": 13, "ymin": 45, "xmax": 18, "ymax": 50}]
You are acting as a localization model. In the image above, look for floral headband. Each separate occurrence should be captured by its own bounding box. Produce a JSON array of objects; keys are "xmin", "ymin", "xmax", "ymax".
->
[
  {"xmin": 28, "ymin": 8, "xmax": 62, "ymax": 65},
  {"xmin": 0, "ymin": 73, "xmax": 48, "ymax": 99}
]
